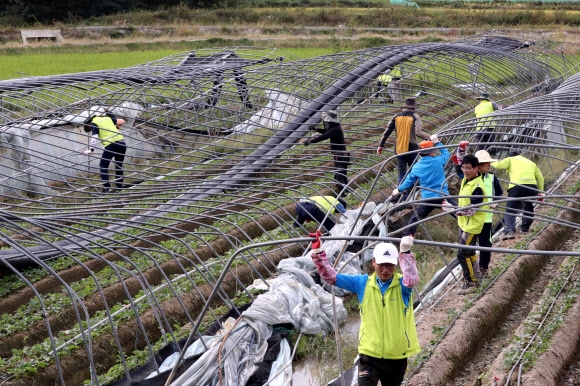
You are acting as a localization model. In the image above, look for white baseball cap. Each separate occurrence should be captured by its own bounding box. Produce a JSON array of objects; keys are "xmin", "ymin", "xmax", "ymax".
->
[{"xmin": 372, "ymin": 243, "xmax": 399, "ymax": 265}]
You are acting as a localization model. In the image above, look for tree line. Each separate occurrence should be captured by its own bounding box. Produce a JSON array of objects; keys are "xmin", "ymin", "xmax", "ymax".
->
[{"xmin": 0, "ymin": 0, "xmax": 226, "ymax": 24}]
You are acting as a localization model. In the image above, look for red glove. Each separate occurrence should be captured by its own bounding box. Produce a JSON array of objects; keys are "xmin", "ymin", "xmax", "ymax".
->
[
  {"xmin": 377, "ymin": 147, "xmax": 383, "ymax": 156},
  {"xmin": 451, "ymin": 153, "xmax": 462, "ymax": 166},
  {"xmin": 309, "ymin": 230, "xmax": 323, "ymax": 254},
  {"xmin": 538, "ymin": 193, "xmax": 545, "ymax": 202},
  {"xmin": 459, "ymin": 141, "xmax": 469, "ymax": 150}
]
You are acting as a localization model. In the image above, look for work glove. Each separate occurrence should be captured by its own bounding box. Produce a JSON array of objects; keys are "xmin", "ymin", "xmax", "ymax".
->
[
  {"xmin": 538, "ymin": 193, "xmax": 545, "ymax": 202},
  {"xmin": 451, "ymin": 153, "xmax": 462, "ymax": 166},
  {"xmin": 377, "ymin": 147, "xmax": 383, "ymax": 156},
  {"xmin": 303, "ymin": 139, "xmax": 311, "ymax": 146},
  {"xmin": 399, "ymin": 249, "xmax": 419, "ymax": 288},
  {"xmin": 82, "ymin": 149, "xmax": 93, "ymax": 155},
  {"xmin": 430, "ymin": 134, "xmax": 439, "ymax": 144},
  {"xmin": 459, "ymin": 141, "xmax": 469, "ymax": 150},
  {"xmin": 308, "ymin": 125, "xmax": 317, "ymax": 131},
  {"xmin": 456, "ymin": 209, "xmax": 476, "ymax": 217},
  {"xmin": 308, "ymin": 231, "xmax": 337, "ymax": 285},
  {"xmin": 309, "ymin": 230, "xmax": 323, "ymax": 254},
  {"xmin": 400, "ymin": 235, "xmax": 414, "ymax": 253},
  {"xmin": 391, "ymin": 188, "xmax": 400, "ymax": 196},
  {"xmin": 441, "ymin": 199, "xmax": 454, "ymax": 212}
]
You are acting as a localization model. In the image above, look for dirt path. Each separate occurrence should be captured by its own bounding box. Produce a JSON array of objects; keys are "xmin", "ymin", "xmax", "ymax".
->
[{"xmin": 408, "ymin": 172, "xmax": 580, "ymax": 386}]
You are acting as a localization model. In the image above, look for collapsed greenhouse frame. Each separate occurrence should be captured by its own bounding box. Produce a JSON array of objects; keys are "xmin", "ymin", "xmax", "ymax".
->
[{"xmin": 0, "ymin": 30, "xmax": 579, "ymax": 386}]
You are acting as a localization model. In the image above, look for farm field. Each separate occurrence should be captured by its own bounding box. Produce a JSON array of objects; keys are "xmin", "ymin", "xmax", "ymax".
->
[{"xmin": 0, "ymin": 4, "xmax": 580, "ymax": 385}]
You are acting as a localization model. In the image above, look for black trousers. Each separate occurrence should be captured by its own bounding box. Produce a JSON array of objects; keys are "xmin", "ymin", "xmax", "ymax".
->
[
  {"xmin": 358, "ymin": 354, "xmax": 407, "ymax": 386},
  {"xmin": 333, "ymin": 153, "xmax": 351, "ymax": 192},
  {"xmin": 457, "ymin": 231, "xmax": 479, "ymax": 283},
  {"xmin": 100, "ymin": 140, "xmax": 127, "ymax": 189},
  {"xmin": 475, "ymin": 128, "xmax": 495, "ymax": 151},
  {"xmin": 294, "ymin": 202, "xmax": 336, "ymax": 231},
  {"xmin": 477, "ymin": 222, "xmax": 493, "ymax": 269},
  {"xmin": 405, "ymin": 197, "xmax": 458, "ymax": 236},
  {"xmin": 504, "ymin": 184, "xmax": 538, "ymax": 232}
]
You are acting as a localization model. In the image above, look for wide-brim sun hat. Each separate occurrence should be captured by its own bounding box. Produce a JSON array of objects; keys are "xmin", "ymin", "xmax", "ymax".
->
[
  {"xmin": 403, "ymin": 98, "xmax": 417, "ymax": 109},
  {"xmin": 322, "ymin": 109, "xmax": 340, "ymax": 123},
  {"xmin": 372, "ymin": 242, "xmax": 399, "ymax": 265},
  {"xmin": 474, "ymin": 150, "xmax": 497, "ymax": 163}
]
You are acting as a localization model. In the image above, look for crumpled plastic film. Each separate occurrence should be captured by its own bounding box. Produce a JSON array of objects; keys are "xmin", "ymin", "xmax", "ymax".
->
[{"xmin": 266, "ymin": 338, "xmax": 292, "ymax": 386}]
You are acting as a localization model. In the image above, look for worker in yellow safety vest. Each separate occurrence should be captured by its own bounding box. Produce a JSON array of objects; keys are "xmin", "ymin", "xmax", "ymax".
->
[
  {"xmin": 82, "ymin": 109, "xmax": 127, "ymax": 194},
  {"xmin": 375, "ymin": 67, "xmax": 402, "ymax": 103},
  {"xmin": 473, "ymin": 92, "xmax": 500, "ymax": 151}
]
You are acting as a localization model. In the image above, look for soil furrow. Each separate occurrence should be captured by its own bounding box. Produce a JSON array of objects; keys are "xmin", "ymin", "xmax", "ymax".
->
[{"xmin": 409, "ymin": 187, "xmax": 580, "ymax": 386}]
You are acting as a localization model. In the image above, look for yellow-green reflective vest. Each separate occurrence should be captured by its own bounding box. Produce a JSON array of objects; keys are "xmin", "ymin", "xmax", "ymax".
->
[
  {"xmin": 377, "ymin": 74, "xmax": 393, "ymax": 83},
  {"xmin": 458, "ymin": 175, "xmax": 488, "ymax": 234},
  {"xmin": 92, "ymin": 116, "xmax": 124, "ymax": 148},
  {"xmin": 309, "ymin": 196, "xmax": 340, "ymax": 213},
  {"xmin": 482, "ymin": 173, "xmax": 495, "ymax": 223},
  {"xmin": 474, "ymin": 100, "xmax": 496, "ymax": 131},
  {"xmin": 358, "ymin": 272, "xmax": 420, "ymax": 360},
  {"xmin": 491, "ymin": 156, "xmax": 544, "ymax": 191}
]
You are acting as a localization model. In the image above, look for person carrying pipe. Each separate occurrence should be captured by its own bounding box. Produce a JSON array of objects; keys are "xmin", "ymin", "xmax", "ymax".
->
[
  {"xmin": 377, "ymin": 98, "xmax": 430, "ymax": 184},
  {"xmin": 82, "ymin": 108, "xmax": 127, "ymax": 194},
  {"xmin": 305, "ymin": 109, "xmax": 351, "ymax": 195},
  {"xmin": 455, "ymin": 154, "xmax": 488, "ymax": 295},
  {"xmin": 473, "ymin": 92, "xmax": 500, "ymax": 152},
  {"xmin": 390, "ymin": 134, "xmax": 457, "ymax": 237},
  {"xmin": 308, "ymin": 230, "xmax": 420, "ymax": 386},
  {"xmin": 294, "ymin": 195, "xmax": 347, "ymax": 232},
  {"xmin": 491, "ymin": 149, "xmax": 544, "ymax": 240}
]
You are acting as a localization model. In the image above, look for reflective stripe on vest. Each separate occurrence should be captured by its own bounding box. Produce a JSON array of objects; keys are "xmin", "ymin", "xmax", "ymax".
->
[{"xmin": 92, "ymin": 116, "xmax": 124, "ymax": 148}]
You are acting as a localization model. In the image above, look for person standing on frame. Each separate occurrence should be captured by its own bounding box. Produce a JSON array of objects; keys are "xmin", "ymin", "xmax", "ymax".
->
[
  {"xmin": 377, "ymin": 98, "xmax": 430, "ymax": 184},
  {"xmin": 82, "ymin": 109, "xmax": 127, "ymax": 194},
  {"xmin": 305, "ymin": 108, "xmax": 351, "ymax": 195}
]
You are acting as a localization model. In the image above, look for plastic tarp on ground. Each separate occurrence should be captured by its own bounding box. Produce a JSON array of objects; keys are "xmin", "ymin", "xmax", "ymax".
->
[
  {"xmin": 232, "ymin": 90, "xmax": 308, "ymax": 134},
  {"xmin": 117, "ymin": 204, "xmax": 386, "ymax": 386}
]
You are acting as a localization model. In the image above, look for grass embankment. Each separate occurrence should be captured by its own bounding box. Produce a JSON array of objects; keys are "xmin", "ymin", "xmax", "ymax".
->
[{"xmin": 2, "ymin": 3, "xmax": 580, "ymax": 79}]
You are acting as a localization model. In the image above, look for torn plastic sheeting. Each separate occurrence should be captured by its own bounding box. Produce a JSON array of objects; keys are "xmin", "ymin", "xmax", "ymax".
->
[
  {"xmin": 168, "ymin": 274, "xmax": 346, "ymax": 385},
  {"xmin": 170, "ymin": 317, "xmax": 271, "ymax": 386},
  {"xmin": 243, "ymin": 274, "xmax": 347, "ymax": 334},
  {"xmin": 232, "ymin": 90, "xmax": 307, "ymax": 134},
  {"xmin": 265, "ymin": 338, "xmax": 292, "ymax": 386}
]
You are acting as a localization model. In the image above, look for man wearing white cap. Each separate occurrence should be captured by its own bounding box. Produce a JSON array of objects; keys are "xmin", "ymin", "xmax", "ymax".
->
[{"xmin": 308, "ymin": 231, "xmax": 420, "ymax": 386}]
